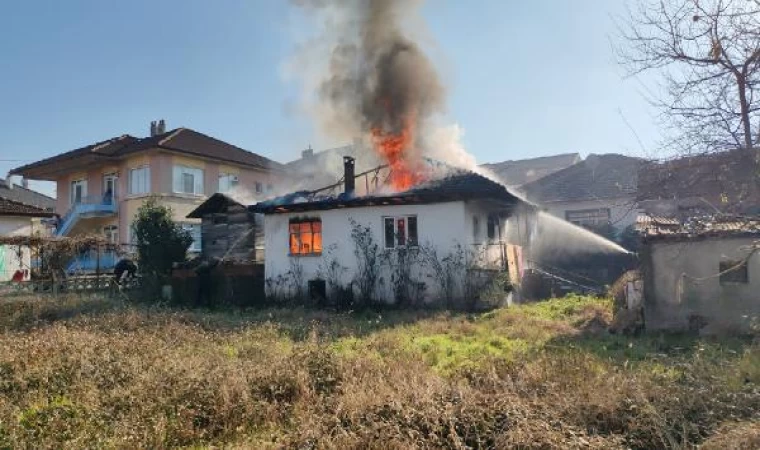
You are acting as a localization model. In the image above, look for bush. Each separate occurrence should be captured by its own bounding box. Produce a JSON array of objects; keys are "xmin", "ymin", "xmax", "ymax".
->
[{"xmin": 132, "ymin": 197, "xmax": 192, "ymax": 291}]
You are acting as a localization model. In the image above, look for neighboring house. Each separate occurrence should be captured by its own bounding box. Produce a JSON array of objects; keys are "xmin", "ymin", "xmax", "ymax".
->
[
  {"xmin": 480, "ymin": 153, "xmax": 581, "ymax": 188},
  {"xmin": 638, "ymin": 148, "xmax": 760, "ymax": 219},
  {"xmin": 252, "ymin": 157, "xmax": 531, "ymax": 307},
  {"xmin": 10, "ymin": 123, "xmax": 283, "ymax": 269},
  {"xmin": 638, "ymin": 214, "xmax": 760, "ymax": 333},
  {"xmin": 0, "ymin": 179, "xmax": 56, "ymax": 281},
  {"xmin": 522, "ymin": 154, "xmax": 643, "ymax": 233},
  {"xmin": 284, "ymin": 140, "xmax": 384, "ymax": 192}
]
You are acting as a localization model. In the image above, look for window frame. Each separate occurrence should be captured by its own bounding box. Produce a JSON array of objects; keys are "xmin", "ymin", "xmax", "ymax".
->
[
  {"xmin": 128, "ymin": 166, "xmax": 151, "ymax": 195},
  {"xmin": 70, "ymin": 179, "xmax": 87, "ymax": 206},
  {"xmin": 181, "ymin": 223, "xmax": 202, "ymax": 253},
  {"xmin": 288, "ymin": 218, "xmax": 322, "ymax": 256},
  {"xmin": 565, "ymin": 208, "xmax": 611, "ymax": 227},
  {"xmin": 487, "ymin": 214, "xmax": 501, "ymax": 241},
  {"xmin": 218, "ymin": 173, "xmax": 239, "ymax": 193},
  {"xmin": 383, "ymin": 215, "xmax": 419, "ymax": 250},
  {"xmin": 172, "ymin": 165, "xmax": 204, "ymax": 195}
]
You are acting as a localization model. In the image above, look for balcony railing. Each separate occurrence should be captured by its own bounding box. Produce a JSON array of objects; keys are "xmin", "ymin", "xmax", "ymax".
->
[{"xmin": 57, "ymin": 194, "xmax": 118, "ymax": 236}]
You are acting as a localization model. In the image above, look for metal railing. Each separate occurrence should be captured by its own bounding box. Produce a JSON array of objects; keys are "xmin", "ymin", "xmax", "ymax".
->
[{"xmin": 57, "ymin": 194, "xmax": 119, "ymax": 236}]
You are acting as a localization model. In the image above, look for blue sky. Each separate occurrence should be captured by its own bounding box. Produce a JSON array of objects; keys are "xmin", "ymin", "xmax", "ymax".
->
[{"xmin": 0, "ymin": 1, "xmax": 658, "ymax": 197}]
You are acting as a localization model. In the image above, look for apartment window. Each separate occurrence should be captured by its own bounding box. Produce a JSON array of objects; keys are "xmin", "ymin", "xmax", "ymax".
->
[
  {"xmin": 719, "ymin": 260, "xmax": 749, "ymax": 284},
  {"xmin": 266, "ymin": 184, "xmax": 273, "ymax": 193},
  {"xmin": 565, "ymin": 208, "xmax": 611, "ymax": 227},
  {"xmin": 128, "ymin": 166, "xmax": 150, "ymax": 195},
  {"xmin": 255, "ymin": 182, "xmax": 263, "ymax": 194},
  {"xmin": 487, "ymin": 214, "xmax": 500, "ymax": 241},
  {"xmin": 172, "ymin": 166, "xmax": 204, "ymax": 195},
  {"xmin": 70, "ymin": 179, "xmax": 87, "ymax": 205},
  {"xmin": 181, "ymin": 223, "xmax": 202, "ymax": 252},
  {"xmin": 218, "ymin": 173, "xmax": 239, "ymax": 193},
  {"xmin": 384, "ymin": 216, "xmax": 418, "ymax": 249},
  {"xmin": 289, "ymin": 218, "xmax": 322, "ymax": 255}
]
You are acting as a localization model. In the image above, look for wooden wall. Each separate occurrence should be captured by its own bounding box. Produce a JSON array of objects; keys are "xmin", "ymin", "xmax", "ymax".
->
[{"xmin": 200, "ymin": 204, "xmax": 262, "ymax": 262}]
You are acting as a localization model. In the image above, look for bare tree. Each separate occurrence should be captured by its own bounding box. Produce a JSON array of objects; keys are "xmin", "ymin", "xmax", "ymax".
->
[{"xmin": 618, "ymin": 0, "xmax": 760, "ymax": 154}]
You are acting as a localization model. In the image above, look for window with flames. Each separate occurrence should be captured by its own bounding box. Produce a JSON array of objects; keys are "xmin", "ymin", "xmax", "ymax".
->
[
  {"xmin": 289, "ymin": 218, "xmax": 322, "ymax": 255},
  {"xmin": 384, "ymin": 216, "xmax": 418, "ymax": 249}
]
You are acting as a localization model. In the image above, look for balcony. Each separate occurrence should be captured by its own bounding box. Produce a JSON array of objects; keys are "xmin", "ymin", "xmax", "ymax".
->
[{"xmin": 57, "ymin": 194, "xmax": 118, "ymax": 236}]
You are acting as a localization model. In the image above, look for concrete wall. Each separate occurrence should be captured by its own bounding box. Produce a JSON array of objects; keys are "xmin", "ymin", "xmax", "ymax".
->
[
  {"xmin": 541, "ymin": 196, "xmax": 638, "ymax": 232},
  {"xmin": 0, "ymin": 217, "xmax": 40, "ymax": 281},
  {"xmin": 264, "ymin": 201, "xmax": 469, "ymax": 304},
  {"xmin": 645, "ymin": 236, "xmax": 760, "ymax": 332}
]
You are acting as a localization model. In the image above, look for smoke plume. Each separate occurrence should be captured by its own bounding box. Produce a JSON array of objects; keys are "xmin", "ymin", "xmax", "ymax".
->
[{"xmin": 289, "ymin": 0, "xmax": 474, "ymax": 188}]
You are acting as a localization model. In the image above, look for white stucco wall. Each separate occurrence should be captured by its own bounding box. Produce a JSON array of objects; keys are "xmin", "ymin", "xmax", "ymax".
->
[
  {"xmin": 646, "ymin": 236, "xmax": 760, "ymax": 331},
  {"xmin": 542, "ymin": 196, "xmax": 638, "ymax": 232},
  {"xmin": 0, "ymin": 217, "xmax": 36, "ymax": 282},
  {"xmin": 264, "ymin": 200, "xmax": 526, "ymax": 305}
]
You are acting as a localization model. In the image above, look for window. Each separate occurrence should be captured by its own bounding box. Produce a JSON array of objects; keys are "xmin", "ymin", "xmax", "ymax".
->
[
  {"xmin": 384, "ymin": 216, "xmax": 418, "ymax": 249},
  {"xmin": 719, "ymin": 260, "xmax": 749, "ymax": 284},
  {"xmin": 70, "ymin": 179, "xmax": 87, "ymax": 205},
  {"xmin": 266, "ymin": 184, "xmax": 273, "ymax": 193},
  {"xmin": 172, "ymin": 165, "xmax": 204, "ymax": 195},
  {"xmin": 472, "ymin": 216, "xmax": 480, "ymax": 241},
  {"xmin": 218, "ymin": 173, "xmax": 239, "ymax": 193},
  {"xmin": 103, "ymin": 225, "xmax": 119, "ymax": 244},
  {"xmin": 487, "ymin": 214, "xmax": 500, "ymax": 241},
  {"xmin": 128, "ymin": 166, "xmax": 150, "ymax": 195},
  {"xmin": 255, "ymin": 182, "xmax": 263, "ymax": 194},
  {"xmin": 565, "ymin": 208, "xmax": 611, "ymax": 227},
  {"xmin": 182, "ymin": 223, "xmax": 202, "ymax": 252},
  {"xmin": 289, "ymin": 218, "xmax": 322, "ymax": 255}
]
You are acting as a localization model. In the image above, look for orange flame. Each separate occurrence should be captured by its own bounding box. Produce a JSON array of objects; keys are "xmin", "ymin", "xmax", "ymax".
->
[{"xmin": 370, "ymin": 117, "xmax": 425, "ymax": 191}]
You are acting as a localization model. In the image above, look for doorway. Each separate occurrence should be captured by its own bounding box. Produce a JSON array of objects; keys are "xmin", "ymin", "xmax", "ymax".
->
[{"xmin": 103, "ymin": 173, "xmax": 118, "ymax": 204}]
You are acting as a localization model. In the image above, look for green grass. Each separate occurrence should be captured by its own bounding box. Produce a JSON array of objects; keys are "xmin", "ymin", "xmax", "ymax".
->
[{"xmin": 0, "ymin": 293, "xmax": 757, "ymax": 448}]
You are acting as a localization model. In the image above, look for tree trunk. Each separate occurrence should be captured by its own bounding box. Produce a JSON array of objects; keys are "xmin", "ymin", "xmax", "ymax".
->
[{"xmin": 736, "ymin": 72, "xmax": 753, "ymax": 149}]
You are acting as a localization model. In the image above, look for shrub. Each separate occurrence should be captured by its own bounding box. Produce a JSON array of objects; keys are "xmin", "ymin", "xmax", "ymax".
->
[{"xmin": 132, "ymin": 197, "xmax": 192, "ymax": 292}]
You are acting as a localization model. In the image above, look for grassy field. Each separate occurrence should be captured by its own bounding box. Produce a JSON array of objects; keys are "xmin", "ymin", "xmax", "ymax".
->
[{"xmin": 0, "ymin": 294, "xmax": 758, "ymax": 449}]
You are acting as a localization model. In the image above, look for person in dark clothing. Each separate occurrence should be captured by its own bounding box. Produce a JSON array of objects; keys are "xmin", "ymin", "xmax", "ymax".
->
[
  {"xmin": 114, "ymin": 259, "xmax": 137, "ymax": 285},
  {"xmin": 195, "ymin": 257, "xmax": 220, "ymax": 307}
]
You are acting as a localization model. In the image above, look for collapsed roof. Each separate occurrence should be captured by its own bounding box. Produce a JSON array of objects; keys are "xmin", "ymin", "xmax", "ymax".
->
[{"xmin": 637, "ymin": 214, "xmax": 760, "ymax": 242}]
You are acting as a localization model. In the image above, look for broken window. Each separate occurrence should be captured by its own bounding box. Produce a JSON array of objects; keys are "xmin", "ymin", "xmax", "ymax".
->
[
  {"xmin": 383, "ymin": 215, "xmax": 418, "ymax": 249},
  {"xmin": 719, "ymin": 260, "xmax": 749, "ymax": 284},
  {"xmin": 289, "ymin": 218, "xmax": 322, "ymax": 255}
]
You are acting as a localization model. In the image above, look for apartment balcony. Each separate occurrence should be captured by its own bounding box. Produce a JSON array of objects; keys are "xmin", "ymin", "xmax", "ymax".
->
[{"xmin": 57, "ymin": 194, "xmax": 118, "ymax": 236}]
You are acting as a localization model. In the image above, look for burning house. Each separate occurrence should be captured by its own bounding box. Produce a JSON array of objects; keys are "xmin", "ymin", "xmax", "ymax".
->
[{"xmin": 251, "ymin": 157, "xmax": 531, "ymax": 308}]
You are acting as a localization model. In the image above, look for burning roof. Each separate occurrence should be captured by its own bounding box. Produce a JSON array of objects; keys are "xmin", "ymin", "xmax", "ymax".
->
[{"xmin": 250, "ymin": 163, "xmax": 523, "ymax": 215}]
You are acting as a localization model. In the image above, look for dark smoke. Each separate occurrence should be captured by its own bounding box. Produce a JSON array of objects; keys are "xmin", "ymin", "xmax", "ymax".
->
[{"xmin": 294, "ymin": 0, "xmax": 445, "ymax": 148}]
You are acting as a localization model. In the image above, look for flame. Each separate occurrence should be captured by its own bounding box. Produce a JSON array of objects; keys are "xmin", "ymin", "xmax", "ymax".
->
[{"xmin": 370, "ymin": 116, "xmax": 425, "ymax": 191}]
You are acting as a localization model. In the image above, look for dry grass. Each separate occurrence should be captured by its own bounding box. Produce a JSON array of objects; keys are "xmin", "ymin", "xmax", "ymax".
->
[{"xmin": 0, "ymin": 294, "xmax": 757, "ymax": 449}]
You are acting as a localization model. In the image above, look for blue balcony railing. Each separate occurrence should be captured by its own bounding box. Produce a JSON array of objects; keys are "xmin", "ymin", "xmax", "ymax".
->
[{"xmin": 57, "ymin": 194, "xmax": 118, "ymax": 236}]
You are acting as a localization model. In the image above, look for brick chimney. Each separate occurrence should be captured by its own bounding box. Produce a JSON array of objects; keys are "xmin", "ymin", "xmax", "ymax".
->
[
  {"xmin": 344, "ymin": 156, "xmax": 355, "ymax": 196},
  {"xmin": 150, "ymin": 121, "xmax": 157, "ymax": 137},
  {"xmin": 157, "ymin": 119, "xmax": 166, "ymax": 134}
]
